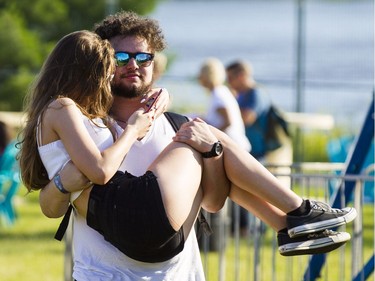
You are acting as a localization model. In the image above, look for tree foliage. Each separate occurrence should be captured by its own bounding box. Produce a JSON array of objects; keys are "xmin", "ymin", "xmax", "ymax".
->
[{"xmin": 0, "ymin": 0, "xmax": 162, "ymax": 111}]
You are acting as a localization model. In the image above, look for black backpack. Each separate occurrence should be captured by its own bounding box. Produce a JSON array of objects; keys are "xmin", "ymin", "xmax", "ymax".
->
[{"xmin": 55, "ymin": 112, "xmax": 211, "ymax": 241}]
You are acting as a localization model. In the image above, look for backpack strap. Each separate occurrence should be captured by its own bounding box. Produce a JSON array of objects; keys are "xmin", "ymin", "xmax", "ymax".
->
[
  {"xmin": 163, "ymin": 112, "xmax": 189, "ymax": 131},
  {"xmin": 54, "ymin": 204, "xmax": 73, "ymax": 241},
  {"xmin": 164, "ymin": 112, "xmax": 212, "ymax": 238},
  {"xmin": 196, "ymin": 211, "xmax": 213, "ymax": 239}
]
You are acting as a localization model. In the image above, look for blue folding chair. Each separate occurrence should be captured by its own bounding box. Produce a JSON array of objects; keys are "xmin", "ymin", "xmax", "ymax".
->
[
  {"xmin": 327, "ymin": 136, "xmax": 374, "ymax": 202},
  {"xmin": 0, "ymin": 140, "xmax": 21, "ymax": 226}
]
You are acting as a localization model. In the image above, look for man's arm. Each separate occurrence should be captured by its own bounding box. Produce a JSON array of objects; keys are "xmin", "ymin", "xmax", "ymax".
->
[
  {"xmin": 241, "ymin": 108, "xmax": 258, "ymax": 126},
  {"xmin": 39, "ymin": 161, "xmax": 90, "ymax": 218}
]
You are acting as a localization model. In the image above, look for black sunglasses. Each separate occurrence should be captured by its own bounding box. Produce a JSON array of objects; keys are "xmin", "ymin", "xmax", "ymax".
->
[{"xmin": 114, "ymin": 52, "xmax": 154, "ymax": 67}]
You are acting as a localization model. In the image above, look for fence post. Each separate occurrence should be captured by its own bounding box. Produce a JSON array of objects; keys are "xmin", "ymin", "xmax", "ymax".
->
[{"xmin": 351, "ymin": 180, "xmax": 363, "ymax": 279}]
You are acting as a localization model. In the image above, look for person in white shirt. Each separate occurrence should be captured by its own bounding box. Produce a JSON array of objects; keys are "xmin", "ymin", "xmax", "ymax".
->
[{"xmin": 199, "ymin": 57, "xmax": 251, "ymax": 152}]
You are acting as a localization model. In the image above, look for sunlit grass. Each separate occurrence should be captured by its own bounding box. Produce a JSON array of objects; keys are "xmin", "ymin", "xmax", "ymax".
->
[
  {"xmin": 201, "ymin": 204, "xmax": 374, "ymax": 281},
  {"xmin": 0, "ymin": 190, "xmax": 64, "ymax": 281},
  {"xmin": 0, "ymin": 188, "xmax": 373, "ymax": 281}
]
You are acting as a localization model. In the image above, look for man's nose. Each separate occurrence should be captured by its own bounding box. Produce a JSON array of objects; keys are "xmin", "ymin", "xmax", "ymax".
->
[{"xmin": 126, "ymin": 58, "xmax": 138, "ymax": 69}]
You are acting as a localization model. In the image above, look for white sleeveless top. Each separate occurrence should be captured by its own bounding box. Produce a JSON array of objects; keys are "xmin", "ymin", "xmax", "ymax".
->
[
  {"xmin": 38, "ymin": 113, "xmax": 205, "ymax": 281},
  {"xmin": 38, "ymin": 116, "xmax": 113, "ymax": 180}
]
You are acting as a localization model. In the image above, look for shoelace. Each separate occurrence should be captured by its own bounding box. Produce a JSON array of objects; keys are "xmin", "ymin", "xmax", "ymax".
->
[
  {"xmin": 310, "ymin": 200, "xmax": 343, "ymax": 213},
  {"xmin": 307, "ymin": 229, "xmax": 338, "ymax": 239}
]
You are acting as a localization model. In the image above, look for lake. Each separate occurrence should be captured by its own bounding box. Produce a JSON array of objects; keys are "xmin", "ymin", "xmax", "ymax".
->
[{"xmin": 150, "ymin": 0, "xmax": 374, "ymax": 130}]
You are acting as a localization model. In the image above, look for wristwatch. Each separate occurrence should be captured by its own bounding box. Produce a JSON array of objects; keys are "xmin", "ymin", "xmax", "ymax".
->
[{"xmin": 202, "ymin": 141, "xmax": 223, "ymax": 158}]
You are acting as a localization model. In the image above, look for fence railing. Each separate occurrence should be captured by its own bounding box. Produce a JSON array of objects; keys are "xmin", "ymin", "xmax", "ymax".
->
[
  {"xmin": 62, "ymin": 162, "xmax": 374, "ymax": 281},
  {"xmin": 198, "ymin": 163, "xmax": 374, "ymax": 281}
]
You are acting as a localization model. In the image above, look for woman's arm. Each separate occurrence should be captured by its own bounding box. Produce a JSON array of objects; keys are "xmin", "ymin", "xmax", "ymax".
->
[
  {"xmin": 39, "ymin": 90, "xmax": 170, "ymax": 217},
  {"xmin": 39, "ymin": 161, "xmax": 90, "ymax": 217},
  {"xmin": 45, "ymin": 98, "xmax": 152, "ymax": 184}
]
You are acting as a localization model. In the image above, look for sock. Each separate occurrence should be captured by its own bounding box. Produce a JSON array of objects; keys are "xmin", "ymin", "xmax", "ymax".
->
[
  {"xmin": 287, "ymin": 199, "xmax": 310, "ymax": 216},
  {"xmin": 277, "ymin": 228, "xmax": 288, "ymax": 234}
]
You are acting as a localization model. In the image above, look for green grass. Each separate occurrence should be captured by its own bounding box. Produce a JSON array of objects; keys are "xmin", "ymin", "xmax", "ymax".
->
[
  {"xmin": 202, "ymin": 204, "xmax": 374, "ymax": 281},
  {"xmin": 0, "ymin": 190, "xmax": 64, "ymax": 281},
  {"xmin": 1, "ymin": 189, "xmax": 373, "ymax": 281}
]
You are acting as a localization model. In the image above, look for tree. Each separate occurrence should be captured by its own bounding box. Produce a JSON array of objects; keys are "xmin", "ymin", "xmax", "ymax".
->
[
  {"xmin": 0, "ymin": 10, "xmax": 45, "ymax": 111},
  {"xmin": 0, "ymin": 0, "xmax": 163, "ymax": 111}
]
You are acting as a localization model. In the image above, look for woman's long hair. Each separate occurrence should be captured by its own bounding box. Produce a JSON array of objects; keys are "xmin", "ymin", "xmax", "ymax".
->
[{"xmin": 18, "ymin": 30, "xmax": 116, "ymax": 191}]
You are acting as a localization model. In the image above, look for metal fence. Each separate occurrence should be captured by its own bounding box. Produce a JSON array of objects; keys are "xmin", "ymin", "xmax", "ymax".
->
[
  {"xmin": 198, "ymin": 163, "xmax": 374, "ymax": 281},
  {"xmin": 62, "ymin": 162, "xmax": 374, "ymax": 281}
]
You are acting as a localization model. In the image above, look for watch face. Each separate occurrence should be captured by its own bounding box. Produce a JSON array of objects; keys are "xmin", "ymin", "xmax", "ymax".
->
[
  {"xmin": 214, "ymin": 142, "xmax": 223, "ymax": 155},
  {"xmin": 202, "ymin": 141, "xmax": 222, "ymax": 158}
]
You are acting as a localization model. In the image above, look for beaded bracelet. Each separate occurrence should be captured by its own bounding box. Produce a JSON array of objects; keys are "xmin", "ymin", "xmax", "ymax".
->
[{"xmin": 53, "ymin": 174, "xmax": 70, "ymax": 194}]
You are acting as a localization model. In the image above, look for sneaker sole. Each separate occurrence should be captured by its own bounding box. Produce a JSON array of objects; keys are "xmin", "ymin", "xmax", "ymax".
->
[
  {"xmin": 279, "ymin": 232, "xmax": 351, "ymax": 256},
  {"xmin": 288, "ymin": 207, "xmax": 357, "ymax": 238}
]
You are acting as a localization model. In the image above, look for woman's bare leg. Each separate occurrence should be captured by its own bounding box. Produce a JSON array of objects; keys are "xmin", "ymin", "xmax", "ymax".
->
[
  {"xmin": 230, "ymin": 184, "xmax": 286, "ymax": 232},
  {"xmin": 148, "ymin": 141, "xmax": 203, "ymax": 232},
  {"xmin": 209, "ymin": 125, "xmax": 303, "ymax": 214}
]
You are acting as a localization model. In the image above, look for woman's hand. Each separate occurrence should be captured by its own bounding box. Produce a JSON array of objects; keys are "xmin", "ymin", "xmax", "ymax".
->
[
  {"xmin": 126, "ymin": 108, "xmax": 154, "ymax": 140},
  {"xmin": 173, "ymin": 117, "xmax": 219, "ymax": 153},
  {"xmin": 141, "ymin": 88, "xmax": 170, "ymax": 119}
]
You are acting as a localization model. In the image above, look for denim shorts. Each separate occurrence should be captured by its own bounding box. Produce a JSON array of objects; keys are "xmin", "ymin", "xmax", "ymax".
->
[{"xmin": 87, "ymin": 171, "xmax": 184, "ymax": 263}]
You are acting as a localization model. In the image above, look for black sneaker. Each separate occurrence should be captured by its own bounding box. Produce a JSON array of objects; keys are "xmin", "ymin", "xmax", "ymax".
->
[
  {"xmin": 287, "ymin": 200, "xmax": 357, "ymax": 238},
  {"xmin": 278, "ymin": 229, "xmax": 350, "ymax": 256}
]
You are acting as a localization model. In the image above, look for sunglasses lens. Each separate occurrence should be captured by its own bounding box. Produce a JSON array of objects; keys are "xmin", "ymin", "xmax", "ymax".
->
[
  {"xmin": 115, "ymin": 53, "xmax": 130, "ymax": 67},
  {"xmin": 115, "ymin": 52, "xmax": 154, "ymax": 67},
  {"xmin": 135, "ymin": 53, "xmax": 153, "ymax": 65}
]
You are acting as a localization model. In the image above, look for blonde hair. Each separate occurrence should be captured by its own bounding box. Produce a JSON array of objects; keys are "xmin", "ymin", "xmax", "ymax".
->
[
  {"xmin": 18, "ymin": 30, "xmax": 116, "ymax": 191},
  {"xmin": 153, "ymin": 52, "xmax": 168, "ymax": 81},
  {"xmin": 199, "ymin": 57, "xmax": 226, "ymax": 88}
]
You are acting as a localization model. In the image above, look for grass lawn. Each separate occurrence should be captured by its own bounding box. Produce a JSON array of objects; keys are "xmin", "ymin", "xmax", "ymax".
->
[
  {"xmin": 1, "ymin": 188, "xmax": 373, "ymax": 281},
  {"xmin": 201, "ymin": 204, "xmax": 374, "ymax": 281},
  {"xmin": 0, "ymin": 190, "xmax": 64, "ymax": 281}
]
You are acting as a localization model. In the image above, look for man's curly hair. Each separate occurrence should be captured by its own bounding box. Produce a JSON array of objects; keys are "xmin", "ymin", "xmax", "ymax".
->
[{"xmin": 94, "ymin": 11, "xmax": 167, "ymax": 53}]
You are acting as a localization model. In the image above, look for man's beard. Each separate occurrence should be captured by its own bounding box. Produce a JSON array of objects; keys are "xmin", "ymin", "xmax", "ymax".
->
[{"xmin": 111, "ymin": 81, "xmax": 152, "ymax": 99}]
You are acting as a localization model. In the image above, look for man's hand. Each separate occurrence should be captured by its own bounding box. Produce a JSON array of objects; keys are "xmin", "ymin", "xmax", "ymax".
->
[
  {"xmin": 141, "ymin": 88, "xmax": 170, "ymax": 119},
  {"xmin": 172, "ymin": 118, "xmax": 218, "ymax": 153}
]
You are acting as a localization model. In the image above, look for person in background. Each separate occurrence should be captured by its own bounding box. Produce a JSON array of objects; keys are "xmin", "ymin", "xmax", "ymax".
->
[
  {"xmin": 153, "ymin": 52, "xmax": 168, "ymax": 82},
  {"xmin": 226, "ymin": 60, "xmax": 271, "ymax": 160},
  {"xmin": 226, "ymin": 60, "xmax": 292, "ymax": 183},
  {"xmin": 152, "ymin": 52, "xmax": 170, "ymax": 107},
  {"xmin": 198, "ymin": 57, "xmax": 251, "ymax": 237},
  {"xmin": 0, "ymin": 120, "xmax": 11, "ymax": 157},
  {"xmin": 226, "ymin": 60, "xmax": 293, "ymax": 235},
  {"xmin": 198, "ymin": 57, "xmax": 251, "ymax": 153}
]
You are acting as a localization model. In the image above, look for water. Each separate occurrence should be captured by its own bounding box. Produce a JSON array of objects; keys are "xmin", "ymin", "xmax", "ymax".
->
[{"xmin": 150, "ymin": 0, "xmax": 374, "ymax": 130}]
